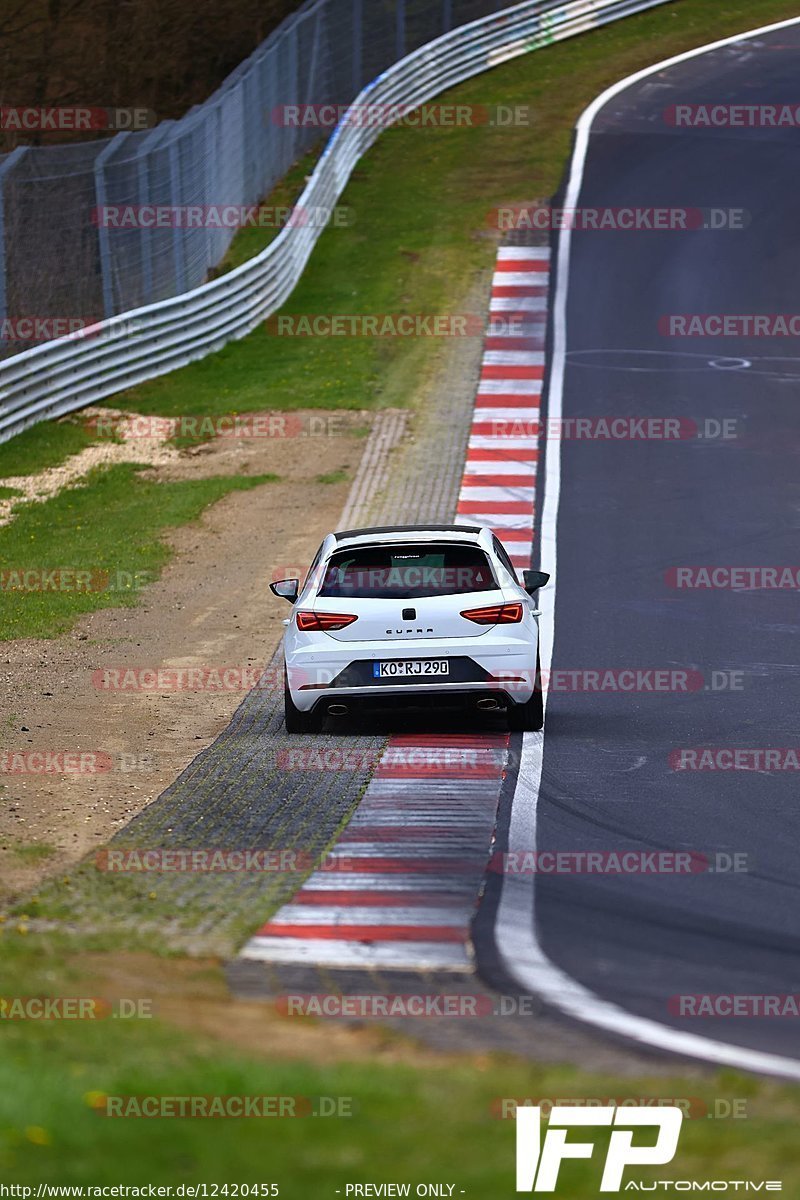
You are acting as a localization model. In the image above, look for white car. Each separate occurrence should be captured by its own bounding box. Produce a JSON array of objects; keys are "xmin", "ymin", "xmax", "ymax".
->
[{"xmin": 271, "ymin": 524, "xmax": 549, "ymax": 733}]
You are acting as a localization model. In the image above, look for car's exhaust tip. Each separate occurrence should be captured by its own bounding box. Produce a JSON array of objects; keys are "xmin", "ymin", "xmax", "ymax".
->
[
  {"xmin": 476, "ymin": 697, "xmax": 501, "ymax": 711},
  {"xmin": 327, "ymin": 703, "xmax": 349, "ymax": 716}
]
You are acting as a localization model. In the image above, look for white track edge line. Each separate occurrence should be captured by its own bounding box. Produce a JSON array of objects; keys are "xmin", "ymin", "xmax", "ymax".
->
[{"xmin": 493, "ymin": 13, "xmax": 800, "ymax": 1083}]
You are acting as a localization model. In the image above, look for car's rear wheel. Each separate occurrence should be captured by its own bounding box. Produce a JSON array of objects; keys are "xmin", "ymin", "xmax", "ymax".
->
[
  {"xmin": 507, "ymin": 651, "xmax": 543, "ymax": 732},
  {"xmin": 284, "ymin": 678, "xmax": 323, "ymax": 734}
]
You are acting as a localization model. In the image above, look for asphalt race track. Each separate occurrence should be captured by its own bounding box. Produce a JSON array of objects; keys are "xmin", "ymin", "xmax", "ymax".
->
[{"xmin": 483, "ymin": 19, "xmax": 800, "ymax": 1068}]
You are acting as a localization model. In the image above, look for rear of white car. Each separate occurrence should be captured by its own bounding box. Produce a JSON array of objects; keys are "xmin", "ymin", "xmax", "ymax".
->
[{"xmin": 272, "ymin": 525, "xmax": 547, "ymax": 732}]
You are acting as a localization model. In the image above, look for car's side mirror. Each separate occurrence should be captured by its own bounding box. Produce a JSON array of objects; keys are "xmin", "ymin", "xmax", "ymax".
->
[
  {"xmin": 270, "ymin": 578, "xmax": 299, "ymax": 603},
  {"xmin": 523, "ymin": 569, "xmax": 550, "ymax": 595}
]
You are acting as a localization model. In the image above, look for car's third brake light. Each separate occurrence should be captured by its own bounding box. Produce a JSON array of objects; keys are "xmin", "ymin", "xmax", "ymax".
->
[
  {"xmin": 296, "ymin": 610, "xmax": 358, "ymax": 632},
  {"xmin": 460, "ymin": 602, "xmax": 523, "ymax": 625}
]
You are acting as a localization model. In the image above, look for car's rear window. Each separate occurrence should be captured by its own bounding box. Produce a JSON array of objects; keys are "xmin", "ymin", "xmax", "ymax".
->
[{"xmin": 318, "ymin": 543, "xmax": 497, "ymax": 600}]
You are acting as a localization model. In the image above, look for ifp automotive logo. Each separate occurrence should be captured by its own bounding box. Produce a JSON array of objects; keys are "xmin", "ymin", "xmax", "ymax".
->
[
  {"xmin": 514, "ymin": 1105, "xmax": 783, "ymax": 1192},
  {"xmin": 515, "ymin": 1104, "xmax": 683, "ymax": 1192}
]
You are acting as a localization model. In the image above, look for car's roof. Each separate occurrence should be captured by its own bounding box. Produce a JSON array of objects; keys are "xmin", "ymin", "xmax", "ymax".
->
[{"xmin": 333, "ymin": 524, "xmax": 485, "ymax": 546}]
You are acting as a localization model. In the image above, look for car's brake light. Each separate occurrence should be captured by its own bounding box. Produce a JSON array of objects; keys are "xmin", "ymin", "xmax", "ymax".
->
[
  {"xmin": 296, "ymin": 610, "xmax": 358, "ymax": 632},
  {"xmin": 460, "ymin": 602, "xmax": 524, "ymax": 625}
]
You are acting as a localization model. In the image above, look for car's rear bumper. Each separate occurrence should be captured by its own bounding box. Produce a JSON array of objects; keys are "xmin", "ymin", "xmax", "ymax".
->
[
  {"xmin": 303, "ymin": 684, "xmax": 524, "ymax": 717},
  {"xmin": 285, "ymin": 640, "xmax": 538, "ymax": 712}
]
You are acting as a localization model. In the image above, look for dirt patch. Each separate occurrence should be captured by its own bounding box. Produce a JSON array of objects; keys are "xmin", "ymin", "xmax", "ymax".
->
[
  {"xmin": 74, "ymin": 952, "xmax": 460, "ymax": 1068},
  {"xmin": 0, "ymin": 411, "xmax": 371, "ymax": 905},
  {"xmin": 0, "ymin": 408, "xmax": 179, "ymax": 527}
]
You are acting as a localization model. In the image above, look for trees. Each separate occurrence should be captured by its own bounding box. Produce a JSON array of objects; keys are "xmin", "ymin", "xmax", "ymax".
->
[{"xmin": 0, "ymin": 0, "xmax": 299, "ymax": 148}]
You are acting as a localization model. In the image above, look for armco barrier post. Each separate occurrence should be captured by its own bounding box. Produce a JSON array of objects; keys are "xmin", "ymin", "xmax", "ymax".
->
[
  {"xmin": 289, "ymin": 19, "xmax": 300, "ymax": 166},
  {"xmin": 168, "ymin": 133, "xmax": 188, "ymax": 296},
  {"xmin": 307, "ymin": 4, "xmax": 326, "ymax": 120},
  {"xmin": 136, "ymin": 122, "xmax": 175, "ymax": 308},
  {"xmin": 396, "ymin": 0, "xmax": 407, "ymax": 60},
  {"xmin": 208, "ymin": 103, "xmax": 226, "ymax": 271},
  {"xmin": 352, "ymin": 0, "xmax": 364, "ymax": 96},
  {"xmin": 0, "ymin": 146, "xmax": 28, "ymax": 325},
  {"xmin": 352, "ymin": 0, "xmax": 367, "ymax": 97},
  {"xmin": 94, "ymin": 134, "xmax": 130, "ymax": 319}
]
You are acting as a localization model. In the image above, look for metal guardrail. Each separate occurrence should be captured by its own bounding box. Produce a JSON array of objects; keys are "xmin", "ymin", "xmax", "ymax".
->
[{"xmin": 0, "ymin": 0, "xmax": 675, "ymax": 446}]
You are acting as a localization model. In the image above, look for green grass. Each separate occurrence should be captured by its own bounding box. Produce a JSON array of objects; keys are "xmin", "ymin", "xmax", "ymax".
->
[
  {"xmin": 0, "ymin": 939, "xmax": 799, "ymax": 1189},
  {"xmin": 0, "ymin": 466, "xmax": 278, "ymax": 640},
  {"xmin": 315, "ymin": 467, "xmax": 351, "ymax": 485},
  {"xmin": 10, "ymin": 842, "xmax": 58, "ymax": 864},
  {"xmin": 0, "ymin": 417, "xmax": 97, "ymax": 481}
]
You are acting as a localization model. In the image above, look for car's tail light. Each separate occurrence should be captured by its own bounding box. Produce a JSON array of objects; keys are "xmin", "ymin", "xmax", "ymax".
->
[
  {"xmin": 296, "ymin": 610, "xmax": 358, "ymax": 632},
  {"xmin": 460, "ymin": 602, "xmax": 524, "ymax": 625}
]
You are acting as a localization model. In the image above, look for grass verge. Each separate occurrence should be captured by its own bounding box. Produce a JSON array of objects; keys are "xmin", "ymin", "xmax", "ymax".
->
[
  {"xmin": 0, "ymin": 417, "xmax": 97, "ymax": 481},
  {"xmin": 1, "ymin": 939, "xmax": 799, "ymax": 1190},
  {"xmin": 0, "ymin": 467, "xmax": 278, "ymax": 640}
]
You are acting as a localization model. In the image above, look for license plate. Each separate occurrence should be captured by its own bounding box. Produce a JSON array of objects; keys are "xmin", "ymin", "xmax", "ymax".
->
[{"xmin": 373, "ymin": 659, "xmax": 449, "ymax": 678}]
